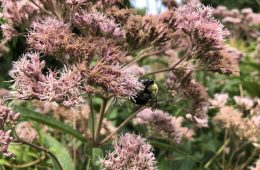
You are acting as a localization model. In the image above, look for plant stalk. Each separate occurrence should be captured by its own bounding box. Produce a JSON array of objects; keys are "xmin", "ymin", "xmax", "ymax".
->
[
  {"xmin": 99, "ymin": 106, "xmax": 146, "ymax": 145},
  {"xmin": 142, "ymin": 46, "xmax": 191, "ymax": 77},
  {"xmin": 95, "ymin": 97, "xmax": 109, "ymax": 145},
  {"xmin": 88, "ymin": 95, "xmax": 95, "ymax": 145}
]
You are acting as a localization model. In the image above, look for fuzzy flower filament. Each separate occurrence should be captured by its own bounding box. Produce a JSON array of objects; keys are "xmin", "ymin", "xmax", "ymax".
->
[
  {"xmin": 73, "ymin": 12, "xmax": 125, "ymax": 39},
  {"xmin": 0, "ymin": 102, "xmax": 20, "ymax": 157},
  {"xmin": 134, "ymin": 108, "xmax": 194, "ymax": 143},
  {"xmin": 100, "ymin": 133, "xmax": 157, "ymax": 170},
  {"xmin": 9, "ymin": 52, "xmax": 84, "ymax": 107}
]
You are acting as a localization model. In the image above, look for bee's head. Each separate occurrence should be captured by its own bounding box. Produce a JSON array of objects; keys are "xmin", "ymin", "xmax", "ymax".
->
[{"xmin": 139, "ymin": 78, "xmax": 154, "ymax": 86}]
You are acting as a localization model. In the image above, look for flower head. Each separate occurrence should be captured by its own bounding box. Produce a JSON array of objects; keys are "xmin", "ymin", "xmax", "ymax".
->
[
  {"xmin": 9, "ymin": 52, "xmax": 47, "ymax": 100},
  {"xmin": 213, "ymin": 106, "xmax": 243, "ymax": 128},
  {"xmin": 0, "ymin": 0, "xmax": 39, "ymax": 26},
  {"xmin": 0, "ymin": 102, "xmax": 19, "ymax": 157},
  {"xmin": 210, "ymin": 93, "xmax": 229, "ymax": 108},
  {"xmin": 9, "ymin": 52, "xmax": 85, "ymax": 107},
  {"xmin": 234, "ymin": 96, "xmax": 254, "ymax": 110},
  {"xmin": 174, "ymin": 0, "xmax": 229, "ymax": 48},
  {"xmin": 1, "ymin": 24, "xmax": 17, "ymax": 42},
  {"xmin": 66, "ymin": 0, "xmax": 86, "ymax": 6},
  {"xmin": 0, "ymin": 130, "xmax": 13, "ymax": 157},
  {"xmin": 134, "ymin": 108, "xmax": 194, "ymax": 143},
  {"xmin": 15, "ymin": 122, "xmax": 37, "ymax": 142},
  {"xmin": 87, "ymin": 58, "xmax": 143, "ymax": 98},
  {"xmin": 100, "ymin": 133, "xmax": 157, "ymax": 170},
  {"xmin": 73, "ymin": 12, "xmax": 125, "ymax": 39},
  {"xmin": 27, "ymin": 17, "xmax": 72, "ymax": 55},
  {"xmin": 166, "ymin": 69, "xmax": 209, "ymax": 128},
  {"xmin": 0, "ymin": 103, "xmax": 20, "ymax": 128}
]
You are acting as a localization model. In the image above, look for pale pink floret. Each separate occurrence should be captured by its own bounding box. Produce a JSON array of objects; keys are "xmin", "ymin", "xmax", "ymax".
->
[
  {"xmin": 0, "ymin": 103, "xmax": 20, "ymax": 128},
  {"xmin": 0, "ymin": 0, "xmax": 39, "ymax": 25},
  {"xmin": 9, "ymin": 52, "xmax": 83, "ymax": 107},
  {"xmin": 0, "ymin": 102, "xmax": 19, "ymax": 157},
  {"xmin": 27, "ymin": 17, "xmax": 71, "ymax": 54},
  {"xmin": 0, "ymin": 130, "xmax": 13, "ymax": 157},
  {"xmin": 100, "ymin": 133, "xmax": 157, "ymax": 170},
  {"xmin": 210, "ymin": 93, "xmax": 229, "ymax": 108},
  {"xmin": 73, "ymin": 12, "xmax": 125, "ymax": 38},
  {"xmin": 135, "ymin": 108, "xmax": 194, "ymax": 143},
  {"xmin": 252, "ymin": 115, "xmax": 260, "ymax": 128},
  {"xmin": 234, "ymin": 96, "xmax": 254, "ymax": 110},
  {"xmin": 175, "ymin": 0, "xmax": 229, "ymax": 47},
  {"xmin": 66, "ymin": 0, "xmax": 87, "ymax": 5},
  {"xmin": 88, "ymin": 59, "xmax": 143, "ymax": 98},
  {"xmin": 0, "ymin": 24, "xmax": 17, "ymax": 42}
]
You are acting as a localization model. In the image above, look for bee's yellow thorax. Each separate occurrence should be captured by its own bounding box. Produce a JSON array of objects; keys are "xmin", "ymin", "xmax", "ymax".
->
[{"xmin": 147, "ymin": 83, "xmax": 158, "ymax": 99}]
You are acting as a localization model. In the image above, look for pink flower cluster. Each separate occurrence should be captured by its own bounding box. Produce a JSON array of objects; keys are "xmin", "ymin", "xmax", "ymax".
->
[
  {"xmin": 100, "ymin": 133, "xmax": 156, "ymax": 170},
  {"xmin": 0, "ymin": 130, "xmax": 13, "ymax": 157},
  {"xmin": 166, "ymin": 70, "xmax": 209, "ymax": 128},
  {"xmin": 0, "ymin": 102, "xmax": 20, "ymax": 129},
  {"xmin": 65, "ymin": 0, "xmax": 87, "ymax": 6},
  {"xmin": 214, "ymin": 6, "xmax": 260, "ymax": 39},
  {"xmin": 9, "ymin": 52, "xmax": 84, "ymax": 107},
  {"xmin": 87, "ymin": 61, "xmax": 143, "ymax": 98},
  {"xmin": 0, "ymin": 102, "xmax": 20, "ymax": 157},
  {"xmin": 174, "ymin": 1, "xmax": 229, "ymax": 49},
  {"xmin": 0, "ymin": 0, "xmax": 39, "ymax": 26},
  {"xmin": 134, "ymin": 108, "xmax": 194, "ymax": 143},
  {"xmin": 10, "ymin": 49, "xmax": 143, "ymax": 105},
  {"xmin": 73, "ymin": 12, "xmax": 124, "ymax": 38},
  {"xmin": 27, "ymin": 18, "xmax": 72, "ymax": 56}
]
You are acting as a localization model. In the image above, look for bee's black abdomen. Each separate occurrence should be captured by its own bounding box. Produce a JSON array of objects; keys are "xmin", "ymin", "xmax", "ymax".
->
[{"xmin": 131, "ymin": 90, "xmax": 151, "ymax": 105}]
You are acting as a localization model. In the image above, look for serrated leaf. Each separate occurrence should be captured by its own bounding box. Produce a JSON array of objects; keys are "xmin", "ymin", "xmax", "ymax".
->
[
  {"xmin": 42, "ymin": 132, "xmax": 74, "ymax": 170},
  {"xmin": 12, "ymin": 106, "xmax": 86, "ymax": 142}
]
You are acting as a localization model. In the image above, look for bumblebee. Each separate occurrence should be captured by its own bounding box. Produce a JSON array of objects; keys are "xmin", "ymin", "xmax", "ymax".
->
[{"xmin": 131, "ymin": 78, "xmax": 158, "ymax": 110}]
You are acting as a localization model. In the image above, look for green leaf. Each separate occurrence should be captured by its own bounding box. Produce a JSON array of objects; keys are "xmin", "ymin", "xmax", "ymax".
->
[
  {"xmin": 12, "ymin": 106, "xmax": 86, "ymax": 142},
  {"xmin": 41, "ymin": 132, "xmax": 74, "ymax": 170},
  {"xmin": 0, "ymin": 159, "xmax": 11, "ymax": 166},
  {"xmin": 242, "ymin": 81, "xmax": 260, "ymax": 97},
  {"xmin": 92, "ymin": 148, "xmax": 103, "ymax": 166}
]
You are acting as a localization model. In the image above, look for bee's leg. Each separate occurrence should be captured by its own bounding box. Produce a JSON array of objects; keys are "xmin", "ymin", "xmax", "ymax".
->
[{"xmin": 151, "ymin": 96, "xmax": 158, "ymax": 111}]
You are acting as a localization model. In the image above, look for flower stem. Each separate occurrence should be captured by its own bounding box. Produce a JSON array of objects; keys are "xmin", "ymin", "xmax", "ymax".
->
[
  {"xmin": 142, "ymin": 46, "xmax": 191, "ymax": 77},
  {"xmin": 28, "ymin": 0, "xmax": 55, "ymax": 17},
  {"xmin": 88, "ymin": 95, "xmax": 95, "ymax": 145},
  {"xmin": 7, "ymin": 155, "xmax": 46, "ymax": 169},
  {"xmin": 94, "ymin": 97, "xmax": 109, "ymax": 145},
  {"xmin": 125, "ymin": 49, "xmax": 164, "ymax": 67},
  {"xmin": 98, "ymin": 106, "xmax": 146, "ymax": 146},
  {"xmin": 204, "ymin": 138, "xmax": 230, "ymax": 169},
  {"xmin": 14, "ymin": 139, "xmax": 63, "ymax": 170}
]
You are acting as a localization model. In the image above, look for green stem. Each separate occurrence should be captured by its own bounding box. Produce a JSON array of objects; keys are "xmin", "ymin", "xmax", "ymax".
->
[
  {"xmin": 228, "ymin": 139, "xmax": 250, "ymax": 168},
  {"xmin": 125, "ymin": 49, "xmax": 163, "ymax": 67},
  {"xmin": 239, "ymin": 149, "xmax": 258, "ymax": 170},
  {"xmin": 222, "ymin": 130, "xmax": 228, "ymax": 170},
  {"xmin": 9, "ymin": 155, "xmax": 46, "ymax": 168},
  {"xmin": 204, "ymin": 138, "xmax": 230, "ymax": 169},
  {"xmin": 99, "ymin": 106, "xmax": 146, "ymax": 146},
  {"xmin": 28, "ymin": 0, "xmax": 55, "ymax": 17},
  {"xmin": 95, "ymin": 97, "xmax": 109, "ymax": 145},
  {"xmin": 142, "ymin": 46, "xmax": 191, "ymax": 77},
  {"xmin": 88, "ymin": 95, "xmax": 95, "ymax": 145}
]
